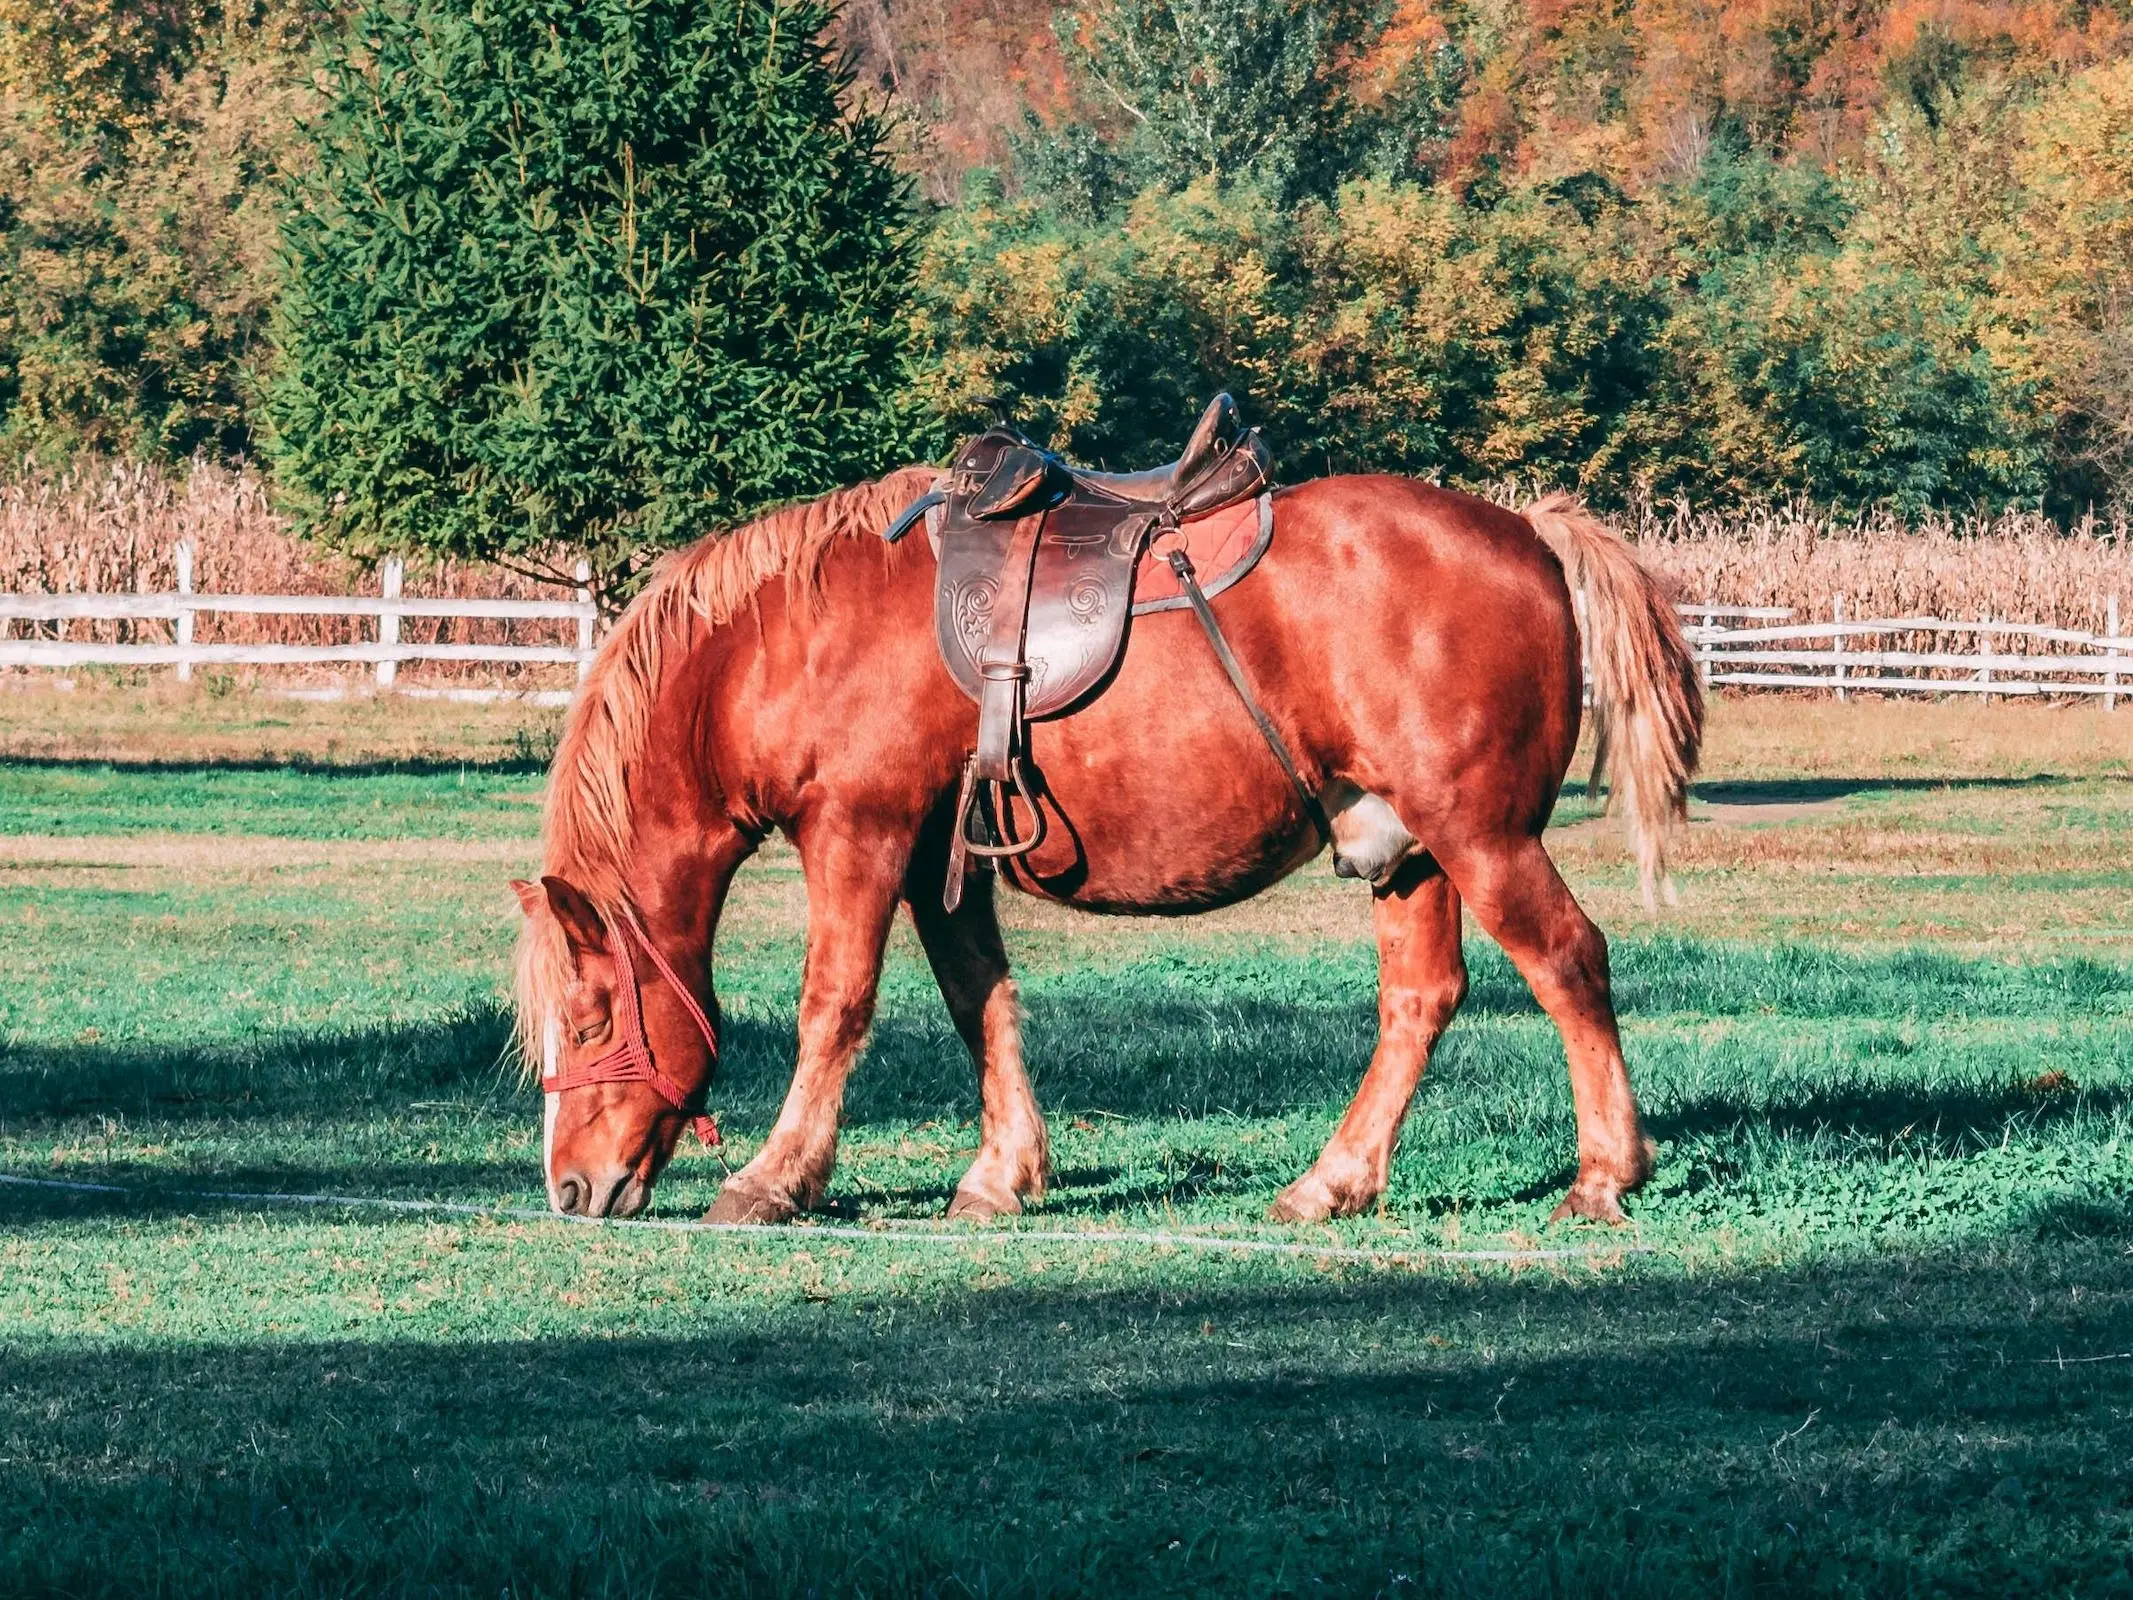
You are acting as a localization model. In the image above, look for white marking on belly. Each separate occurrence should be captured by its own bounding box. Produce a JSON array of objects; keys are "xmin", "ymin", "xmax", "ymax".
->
[{"xmin": 1323, "ymin": 781, "xmax": 1420, "ymax": 887}]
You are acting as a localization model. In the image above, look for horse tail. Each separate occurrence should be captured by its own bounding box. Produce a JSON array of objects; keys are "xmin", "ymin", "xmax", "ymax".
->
[{"xmin": 1522, "ymin": 493, "xmax": 1704, "ymax": 908}]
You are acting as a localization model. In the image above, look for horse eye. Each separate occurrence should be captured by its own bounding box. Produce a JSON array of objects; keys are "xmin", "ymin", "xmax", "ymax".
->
[{"xmin": 564, "ymin": 985, "xmax": 610, "ymax": 1045}]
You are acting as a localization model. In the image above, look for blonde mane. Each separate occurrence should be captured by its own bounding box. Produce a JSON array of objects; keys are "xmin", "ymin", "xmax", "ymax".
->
[{"xmin": 513, "ymin": 465, "xmax": 939, "ymax": 1060}]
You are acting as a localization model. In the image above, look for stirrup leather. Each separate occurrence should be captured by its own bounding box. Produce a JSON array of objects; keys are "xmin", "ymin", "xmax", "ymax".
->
[{"xmin": 942, "ymin": 510, "xmax": 1049, "ymax": 912}]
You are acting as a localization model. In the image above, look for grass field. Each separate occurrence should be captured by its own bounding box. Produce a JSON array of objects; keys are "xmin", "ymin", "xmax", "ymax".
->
[{"xmin": 3, "ymin": 679, "xmax": 2131, "ymax": 1595}]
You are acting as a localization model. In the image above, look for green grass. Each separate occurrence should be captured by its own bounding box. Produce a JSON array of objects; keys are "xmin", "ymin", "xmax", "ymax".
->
[
  {"xmin": 3, "ymin": 707, "xmax": 2133, "ymax": 1596},
  {"xmin": 0, "ymin": 760, "xmax": 542, "ymax": 838}
]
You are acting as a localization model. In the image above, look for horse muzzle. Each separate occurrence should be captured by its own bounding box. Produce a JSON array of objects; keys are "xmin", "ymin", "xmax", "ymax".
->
[{"xmin": 552, "ymin": 1165, "xmax": 650, "ymax": 1219}]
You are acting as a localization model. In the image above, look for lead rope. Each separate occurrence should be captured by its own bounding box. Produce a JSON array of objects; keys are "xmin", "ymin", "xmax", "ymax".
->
[
  {"xmin": 622, "ymin": 924, "xmax": 725, "ymax": 1154},
  {"xmin": 1164, "ymin": 545, "xmax": 1333, "ymax": 845}
]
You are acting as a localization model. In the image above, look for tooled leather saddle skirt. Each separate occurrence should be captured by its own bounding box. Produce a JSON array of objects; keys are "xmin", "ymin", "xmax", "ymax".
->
[{"xmin": 881, "ymin": 394, "xmax": 1285, "ymax": 906}]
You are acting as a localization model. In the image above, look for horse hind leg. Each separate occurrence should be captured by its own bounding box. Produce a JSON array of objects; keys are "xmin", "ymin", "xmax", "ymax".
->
[
  {"xmin": 906, "ymin": 867, "xmax": 1050, "ymax": 1220},
  {"xmin": 1440, "ymin": 832, "xmax": 1653, "ymax": 1221},
  {"xmin": 1272, "ymin": 863, "xmax": 1466, "ymax": 1223}
]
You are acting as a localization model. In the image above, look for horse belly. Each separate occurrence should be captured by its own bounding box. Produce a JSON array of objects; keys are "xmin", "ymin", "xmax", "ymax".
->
[{"xmin": 1000, "ymin": 622, "xmax": 1323, "ymax": 913}]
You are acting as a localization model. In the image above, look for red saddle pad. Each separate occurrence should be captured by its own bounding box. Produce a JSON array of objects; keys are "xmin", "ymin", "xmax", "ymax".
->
[{"xmin": 1129, "ymin": 493, "xmax": 1273, "ymax": 615}]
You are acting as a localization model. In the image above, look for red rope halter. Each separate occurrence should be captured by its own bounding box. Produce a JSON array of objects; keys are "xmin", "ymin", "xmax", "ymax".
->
[{"xmin": 544, "ymin": 917, "xmax": 721, "ymax": 1149}]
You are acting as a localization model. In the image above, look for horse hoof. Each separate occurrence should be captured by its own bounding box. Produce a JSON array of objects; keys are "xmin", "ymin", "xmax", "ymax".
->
[
  {"xmin": 1269, "ymin": 1180, "xmax": 1336, "ymax": 1224},
  {"xmin": 945, "ymin": 1186, "xmax": 1021, "ymax": 1222},
  {"xmin": 1272, "ymin": 1164, "xmax": 1384, "ymax": 1222},
  {"xmin": 704, "ymin": 1184, "xmax": 797, "ymax": 1225},
  {"xmin": 1548, "ymin": 1186, "xmax": 1628, "ymax": 1225}
]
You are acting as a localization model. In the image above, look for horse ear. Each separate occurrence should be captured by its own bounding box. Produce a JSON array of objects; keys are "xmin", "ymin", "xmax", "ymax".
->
[
  {"xmin": 509, "ymin": 879, "xmax": 544, "ymax": 918},
  {"xmin": 539, "ymin": 875, "xmax": 610, "ymax": 957}
]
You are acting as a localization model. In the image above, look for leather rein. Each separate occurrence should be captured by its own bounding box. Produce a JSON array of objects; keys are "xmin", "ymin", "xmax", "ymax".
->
[{"xmin": 545, "ymin": 917, "xmax": 722, "ymax": 1150}]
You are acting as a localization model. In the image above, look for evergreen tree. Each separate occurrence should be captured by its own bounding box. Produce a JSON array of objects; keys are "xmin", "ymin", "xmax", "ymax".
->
[{"xmin": 266, "ymin": 0, "xmax": 913, "ymax": 591}]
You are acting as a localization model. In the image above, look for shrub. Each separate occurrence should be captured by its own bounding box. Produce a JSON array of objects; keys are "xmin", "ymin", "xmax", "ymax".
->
[
  {"xmin": 0, "ymin": 0, "xmax": 316, "ymax": 463},
  {"xmin": 910, "ymin": 175, "xmax": 1671, "ymax": 494}
]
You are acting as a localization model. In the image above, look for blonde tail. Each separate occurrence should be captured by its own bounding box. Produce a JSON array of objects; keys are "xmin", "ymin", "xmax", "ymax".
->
[{"xmin": 1524, "ymin": 493, "xmax": 1704, "ymax": 907}]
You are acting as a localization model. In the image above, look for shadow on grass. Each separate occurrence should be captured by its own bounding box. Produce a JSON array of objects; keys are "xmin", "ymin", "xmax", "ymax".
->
[
  {"xmin": 8, "ymin": 936, "xmax": 2131, "ymax": 1135},
  {"xmin": 0, "ymin": 1161, "xmax": 549, "ymax": 1224},
  {"xmin": 1650, "ymin": 1080, "xmax": 2133, "ymax": 1154},
  {"xmin": 2, "ymin": 1221, "xmax": 2129, "ymax": 1595},
  {"xmin": 1690, "ymin": 774, "xmax": 2104, "ymax": 805},
  {"xmin": 0, "ymin": 1005, "xmax": 529, "ymax": 1124}
]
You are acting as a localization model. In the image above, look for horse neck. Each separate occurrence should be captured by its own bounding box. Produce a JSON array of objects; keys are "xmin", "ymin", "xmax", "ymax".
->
[
  {"xmin": 611, "ymin": 644, "xmax": 759, "ymax": 982},
  {"xmin": 608, "ymin": 521, "xmax": 931, "ymax": 946}
]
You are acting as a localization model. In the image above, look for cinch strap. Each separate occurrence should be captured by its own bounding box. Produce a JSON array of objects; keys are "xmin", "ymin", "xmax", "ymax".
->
[{"xmin": 1164, "ymin": 544, "xmax": 1332, "ymax": 845}]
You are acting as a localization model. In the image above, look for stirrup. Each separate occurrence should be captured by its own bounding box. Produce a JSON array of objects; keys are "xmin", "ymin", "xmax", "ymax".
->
[
  {"xmin": 962, "ymin": 758, "xmax": 1047, "ymax": 862},
  {"xmin": 943, "ymin": 752, "xmax": 1047, "ymax": 912}
]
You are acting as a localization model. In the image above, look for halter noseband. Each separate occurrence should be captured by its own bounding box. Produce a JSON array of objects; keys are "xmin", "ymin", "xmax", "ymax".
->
[{"xmin": 545, "ymin": 917, "xmax": 721, "ymax": 1148}]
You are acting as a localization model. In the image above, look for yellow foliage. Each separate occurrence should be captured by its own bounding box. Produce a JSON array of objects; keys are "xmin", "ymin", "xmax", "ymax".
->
[
  {"xmin": 0, "ymin": 0, "xmax": 211, "ymax": 137},
  {"xmin": 2012, "ymin": 57, "xmax": 2133, "ymax": 331}
]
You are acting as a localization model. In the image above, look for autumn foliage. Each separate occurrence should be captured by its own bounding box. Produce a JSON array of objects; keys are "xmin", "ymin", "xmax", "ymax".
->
[
  {"xmin": 882, "ymin": 0, "xmax": 2133, "ymax": 517},
  {"xmin": 2, "ymin": 0, "xmax": 2133, "ymax": 568}
]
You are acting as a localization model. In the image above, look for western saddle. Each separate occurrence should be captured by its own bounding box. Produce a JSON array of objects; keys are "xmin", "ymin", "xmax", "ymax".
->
[{"xmin": 883, "ymin": 394, "xmax": 1325, "ymax": 909}]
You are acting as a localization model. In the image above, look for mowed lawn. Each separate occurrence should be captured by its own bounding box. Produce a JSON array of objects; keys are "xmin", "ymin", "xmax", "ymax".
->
[{"xmin": 2, "ymin": 681, "xmax": 2131, "ymax": 1595}]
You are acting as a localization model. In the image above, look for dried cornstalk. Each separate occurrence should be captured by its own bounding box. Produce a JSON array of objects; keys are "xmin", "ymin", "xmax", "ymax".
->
[
  {"xmin": 1620, "ymin": 495, "xmax": 2133, "ymax": 637},
  {"xmin": 0, "ymin": 457, "xmax": 581, "ymax": 678}
]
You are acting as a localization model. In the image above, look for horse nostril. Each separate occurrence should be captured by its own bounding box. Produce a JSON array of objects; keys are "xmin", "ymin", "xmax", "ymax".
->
[
  {"xmin": 591, "ymin": 1172, "xmax": 632, "ymax": 1219},
  {"xmin": 611, "ymin": 1177, "xmax": 649, "ymax": 1219},
  {"xmin": 555, "ymin": 1174, "xmax": 586, "ymax": 1214}
]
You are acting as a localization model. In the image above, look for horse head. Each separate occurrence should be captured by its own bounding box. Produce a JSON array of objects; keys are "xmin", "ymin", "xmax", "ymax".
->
[{"xmin": 512, "ymin": 875, "xmax": 720, "ymax": 1219}]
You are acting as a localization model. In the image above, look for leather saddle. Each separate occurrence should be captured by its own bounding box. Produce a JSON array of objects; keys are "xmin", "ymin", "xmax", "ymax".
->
[{"xmin": 883, "ymin": 394, "xmax": 1275, "ymax": 907}]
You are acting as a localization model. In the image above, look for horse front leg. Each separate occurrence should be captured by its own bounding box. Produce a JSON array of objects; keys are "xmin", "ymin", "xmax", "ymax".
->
[
  {"xmin": 1272, "ymin": 862, "xmax": 1468, "ymax": 1222},
  {"xmin": 906, "ymin": 864, "xmax": 1050, "ymax": 1220},
  {"xmin": 706, "ymin": 822, "xmax": 906, "ymax": 1225}
]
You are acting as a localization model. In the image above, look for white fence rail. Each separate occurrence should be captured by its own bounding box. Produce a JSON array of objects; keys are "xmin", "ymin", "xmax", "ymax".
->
[
  {"xmin": 1680, "ymin": 593, "xmax": 2130, "ymax": 708},
  {"xmin": 0, "ymin": 554, "xmax": 2126, "ymax": 710},
  {"xmin": 0, "ymin": 543, "xmax": 596, "ymax": 694}
]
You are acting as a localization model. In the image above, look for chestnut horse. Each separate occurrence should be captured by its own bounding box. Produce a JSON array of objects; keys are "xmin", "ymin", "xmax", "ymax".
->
[{"xmin": 512, "ymin": 470, "xmax": 1702, "ymax": 1226}]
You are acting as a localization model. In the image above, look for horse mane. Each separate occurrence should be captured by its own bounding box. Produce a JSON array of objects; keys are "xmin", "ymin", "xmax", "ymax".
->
[{"xmin": 513, "ymin": 464, "xmax": 939, "ymax": 1062}]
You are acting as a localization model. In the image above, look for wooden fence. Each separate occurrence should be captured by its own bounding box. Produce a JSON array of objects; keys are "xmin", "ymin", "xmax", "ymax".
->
[
  {"xmin": 0, "ymin": 558, "xmax": 2125, "ymax": 710},
  {"xmin": 0, "ymin": 545, "xmax": 594, "ymax": 703},
  {"xmin": 1682, "ymin": 593, "xmax": 2128, "ymax": 709}
]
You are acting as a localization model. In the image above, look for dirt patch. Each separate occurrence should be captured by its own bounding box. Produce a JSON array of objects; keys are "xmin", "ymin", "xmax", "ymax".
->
[
  {"xmin": 1695, "ymin": 798, "xmax": 1846, "ymax": 825},
  {"xmin": 0, "ymin": 834, "xmax": 536, "ymax": 870}
]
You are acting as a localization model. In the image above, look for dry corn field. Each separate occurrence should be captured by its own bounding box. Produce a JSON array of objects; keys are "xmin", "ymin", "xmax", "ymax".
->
[
  {"xmin": 1623, "ymin": 495, "xmax": 2133, "ymax": 633},
  {"xmin": 3, "ymin": 459, "xmax": 2130, "ymax": 651},
  {"xmin": 0, "ymin": 459, "xmax": 577, "ymax": 682}
]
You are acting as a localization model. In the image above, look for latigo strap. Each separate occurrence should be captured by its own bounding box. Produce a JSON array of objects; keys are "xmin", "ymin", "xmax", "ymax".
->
[{"xmin": 1162, "ymin": 545, "xmax": 1332, "ymax": 845}]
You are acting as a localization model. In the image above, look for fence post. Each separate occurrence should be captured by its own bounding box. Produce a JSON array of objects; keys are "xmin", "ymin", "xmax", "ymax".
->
[
  {"xmin": 2108, "ymin": 594, "xmax": 2122, "ymax": 713},
  {"xmin": 1699, "ymin": 609, "xmax": 1715, "ymax": 688},
  {"xmin": 1833, "ymin": 592, "xmax": 1847, "ymax": 703},
  {"xmin": 1976, "ymin": 614, "xmax": 1992, "ymax": 703},
  {"xmin": 174, "ymin": 541, "xmax": 195, "ymax": 684},
  {"xmin": 575, "ymin": 560, "xmax": 594, "ymax": 683},
  {"xmin": 376, "ymin": 557, "xmax": 403, "ymax": 689}
]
